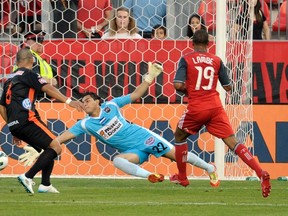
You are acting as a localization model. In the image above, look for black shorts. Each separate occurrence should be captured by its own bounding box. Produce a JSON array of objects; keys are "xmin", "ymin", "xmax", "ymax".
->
[{"xmin": 10, "ymin": 120, "xmax": 55, "ymax": 151}]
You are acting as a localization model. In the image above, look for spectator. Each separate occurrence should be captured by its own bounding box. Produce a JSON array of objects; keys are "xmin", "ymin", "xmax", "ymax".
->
[
  {"xmin": 234, "ymin": 0, "xmax": 270, "ymax": 40},
  {"xmin": 77, "ymin": 0, "xmax": 113, "ymax": 39},
  {"xmin": 102, "ymin": 7, "xmax": 142, "ymax": 39},
  {"xmin": 50, "ymin": 0, "xmax": 78, "ymax": 38},
  {"xmin": 11, "ymin": 0, "xmax": 42, "ymax": 38},
  {"xmin": 122, "ymin": 0, "xmax": 166, "ymax": 38},
  {"xmin": 186, "ymin": 14, "xmax": 214, "ymax": 41},
  {"xmin": 151, "ymin": 24, "xmax": 167, "ymax": 39},
  {"xmin": 0, "ymin": 0, "xmax": 10, "ymax": 33}
]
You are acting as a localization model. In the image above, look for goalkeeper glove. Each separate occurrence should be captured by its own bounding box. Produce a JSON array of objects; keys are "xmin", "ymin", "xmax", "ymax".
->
[
  {"xmin": 19, "ymin": 145, "xmax": 43, "ymax": 166},
  {"xmin": 144, "ymin": 62, "xmax": 163, "ymax": 84}
]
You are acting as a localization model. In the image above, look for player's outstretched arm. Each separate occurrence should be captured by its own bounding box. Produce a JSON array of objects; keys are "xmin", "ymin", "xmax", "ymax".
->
[
  {"xmin": 41, "ymin": 84, "xmax": 84, "ymax": 112},
  {"xmin": 50, "ymin": 130, "xmax": 76, "ymax": 149},
  {"xmin": 0, "ymin": 105, "xmax": 7, "ymax": 123},
  {"xmin": 130, "ymin": 62, "xmax": 163, "ymax": 102}
]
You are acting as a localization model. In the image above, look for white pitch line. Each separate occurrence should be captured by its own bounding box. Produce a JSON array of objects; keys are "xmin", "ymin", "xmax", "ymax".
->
[{"xmin": 0, "ymin": 200, "xmax": 286, "ymax": 207}]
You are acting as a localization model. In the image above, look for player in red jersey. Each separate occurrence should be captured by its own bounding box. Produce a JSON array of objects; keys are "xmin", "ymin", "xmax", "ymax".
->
[{"xmin": 170, "ymin": 29, "xmax": 271, "ymax": 198}]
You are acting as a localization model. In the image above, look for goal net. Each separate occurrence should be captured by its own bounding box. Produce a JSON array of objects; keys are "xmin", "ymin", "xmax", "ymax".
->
[
  {"xmin": 0, "ymin": 0, "xmax": 254, "ymax": 180},
  {"xmin": 224, "ymin": 0, "xmax": 254, "ymax": 179}
]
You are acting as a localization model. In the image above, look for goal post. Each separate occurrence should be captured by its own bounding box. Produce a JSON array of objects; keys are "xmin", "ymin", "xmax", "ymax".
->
[{"xmin": 214, "ymin": 0, "xmax": 227, "ymax": 180}]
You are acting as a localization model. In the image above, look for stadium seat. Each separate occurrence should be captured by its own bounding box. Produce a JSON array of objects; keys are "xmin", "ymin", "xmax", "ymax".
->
[
  {"xmin": 0, "ymin": 43, "xmax": 18, "ymax": 75},
  {"xmin": 198, "ymin": 0, "xmax": 228, "ymax": 31},
  {"xmin": 272, "ymin": 1, "xmax": 287, "ymax": 31},
  {"xmin": 261, "ymin": 0, "xmax": 271, "ymax": 25}
]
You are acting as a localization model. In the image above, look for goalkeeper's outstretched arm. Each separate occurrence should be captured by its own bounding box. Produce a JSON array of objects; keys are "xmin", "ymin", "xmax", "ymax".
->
[
  {"xmin": 50, "ymin": 130, "xmax": 76, "ymax": 150},
  {"xmin": 130, "ymin": 62, "xmax": 163, "ymax": 102}
]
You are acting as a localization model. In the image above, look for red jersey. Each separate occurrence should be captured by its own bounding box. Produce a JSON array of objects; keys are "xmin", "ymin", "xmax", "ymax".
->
[
  {"xmin": 174, "ymin": 51, "xmax": 230, "ymax": 111},
  {"xmin": 77, "ymin": 0, "xmax": 112, "ymax": 38}
]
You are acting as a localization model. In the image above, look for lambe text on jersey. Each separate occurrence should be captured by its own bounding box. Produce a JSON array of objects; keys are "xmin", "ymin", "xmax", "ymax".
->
[{"xmin": 192, "ymin": 56, "xmax": 214, "ymax": 65}]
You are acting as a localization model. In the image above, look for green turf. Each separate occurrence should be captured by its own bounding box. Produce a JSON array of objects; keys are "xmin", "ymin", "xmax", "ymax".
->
[{"xmin": 0, "ymin": 178, "xmax": 287, "ymax": 216}]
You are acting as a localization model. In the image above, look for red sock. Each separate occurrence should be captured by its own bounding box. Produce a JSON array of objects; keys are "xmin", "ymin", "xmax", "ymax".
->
[
  {"xmin": 175, "ymin": 142, "xmax": 188, "ymax": 179},
  {"xmin": 234, "ymin": 143, "xmax": 262, "ymax": 178}
]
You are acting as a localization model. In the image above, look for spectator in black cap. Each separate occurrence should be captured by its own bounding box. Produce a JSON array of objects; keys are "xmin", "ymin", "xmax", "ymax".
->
[{"xmin": 15, "ymin": 30, "xmax": 57, "ymax": 89}]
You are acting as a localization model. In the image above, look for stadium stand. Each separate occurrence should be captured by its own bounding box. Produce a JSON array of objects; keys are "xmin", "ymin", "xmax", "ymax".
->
[{"xmin": 272, "ymin": 1, "xmax": 287, "ymax": 31}]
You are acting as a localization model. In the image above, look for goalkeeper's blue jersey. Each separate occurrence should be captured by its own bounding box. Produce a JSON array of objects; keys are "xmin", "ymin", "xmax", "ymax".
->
[{"xmin": 69, "ymin": 94, "xmax": 158, "ymax": 152}]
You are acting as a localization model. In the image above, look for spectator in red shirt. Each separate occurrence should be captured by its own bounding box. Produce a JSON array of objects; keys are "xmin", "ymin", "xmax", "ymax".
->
[
  {"xmin": 77, "ymin": 0, "xmax": 113, "ymax": 39},
  {"xmin": 11, "ymin": 0, "xmax": 42, "ymax": 37}
]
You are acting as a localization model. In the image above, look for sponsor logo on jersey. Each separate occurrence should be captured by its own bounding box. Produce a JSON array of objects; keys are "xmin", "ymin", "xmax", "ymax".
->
[
  {"xmin": 15, "ymin": 70, "xmax": 24, "ymax": 75},
  {"xmin": 104, "ymin": 107, "xmax": 111, "ymax": 113},
  {"xmin": 7, "ymin": 120, "xmax": 19, "ymax": 127},
  {"xmin": 38, "ymin": 78, "xmax": 47, "ymax": 84},
  {"xmin": 97, "ymin": 116, "xmax": 123, "ymax": 139},
  {"xmin": 22, "ymin": 98, "xmax": 32, "ymax": 110},
  {"xmin": 145, "ymin": 136, "xmax": 155, "ymax": 146},
  {"xmin": 7, "ymin": 70, "xmax": 24, "ymax": 79}
]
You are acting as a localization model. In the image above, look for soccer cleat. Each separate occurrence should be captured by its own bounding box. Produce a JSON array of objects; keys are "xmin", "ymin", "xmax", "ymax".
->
[
  {"xmin": 208, "ymin": 165, "xmax": 220, "ymax": 188},
  {"xmin": 17, "ymin": 174, "xmax": 35, "ymax": 194},
  {"xmin": 169, "ymin": 174, "xmax": 190, "ymax": 187},
  {"xmin": 260, "ymin": 170, "xmax": 271, "ymax": 198},
  {"xmin": 148, "ymin": 173, "xmax": 165, "ymax": 183},
  {"xmin": 38, "ymin": 184, "xmax": 60, "ymax": 193}
]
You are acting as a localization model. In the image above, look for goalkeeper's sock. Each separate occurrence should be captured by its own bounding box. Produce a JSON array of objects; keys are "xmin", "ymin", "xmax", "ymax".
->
[
  {"xmin": 187, "ymin": 152, "xmax": 214, "ymax": 173},
  {"xmin": 234, "ymin": 143, "xmax": 262, "ymax": 178},
  {"xmin": 113, "ymin": 157, "xmax": 151, "ymax": 178},
  {"xmin": 25, "ymin": 148, "xmax": 57, "ymax": 179},
  {"xmin": 41, "ymin": 160, "xmax": 54, "ymax": 186},
  {"xmin": 175, "ymin": 142, "xmax": 188, "ymax": 180}
]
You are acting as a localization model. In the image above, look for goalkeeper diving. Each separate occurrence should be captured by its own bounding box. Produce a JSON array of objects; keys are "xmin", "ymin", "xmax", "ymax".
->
[{"xmin": 20, "ymin": 62, "xmax": 219, "ymax": 187}]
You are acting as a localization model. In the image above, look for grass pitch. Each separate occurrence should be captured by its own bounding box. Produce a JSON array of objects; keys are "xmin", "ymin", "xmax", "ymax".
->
[{"xmin": 0, "ymin": 178, "xmax": 287, "ymax": 216}]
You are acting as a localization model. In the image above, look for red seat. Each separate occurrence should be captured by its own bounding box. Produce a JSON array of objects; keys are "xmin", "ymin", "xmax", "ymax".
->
[
  {"xmin": 261, "ymin": 0, "xmax": 270, "ymax": 25},
  {"xmin": 272, "ymin": 1, "xmax": 287, "ymax": 31},
  {"xmin": 198, "ymin": 0, "xmax": 217, "ymax": 31},
  {"xmin": 0, "ymin": 43, "xmax": 18, "ymax": 75}
]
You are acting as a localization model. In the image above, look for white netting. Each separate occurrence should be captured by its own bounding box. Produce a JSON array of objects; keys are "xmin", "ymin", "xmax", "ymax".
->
[
  {"xmin": 224, "ymin": 0, "xmax": 254, "ymax": 179},
  {"xmin": 0, "ymin": 0, "xmax": 253, "ymax": 179}
]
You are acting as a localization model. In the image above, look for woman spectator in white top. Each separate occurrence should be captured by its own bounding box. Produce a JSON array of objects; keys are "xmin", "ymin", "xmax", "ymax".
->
[{"xmin": 102, "ymin": 7, "xmax": 142, "ymax": 39}]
